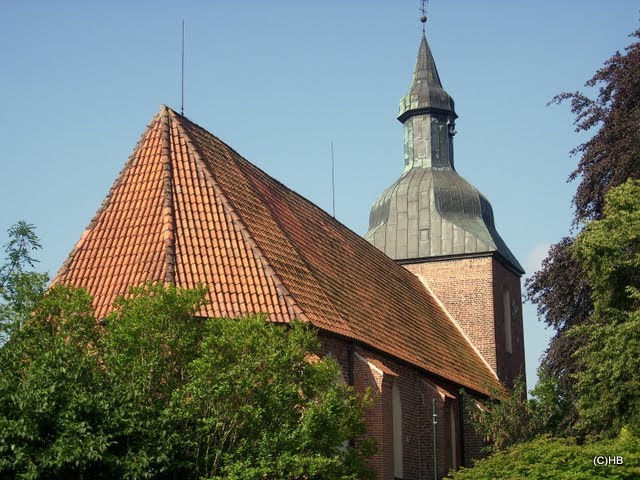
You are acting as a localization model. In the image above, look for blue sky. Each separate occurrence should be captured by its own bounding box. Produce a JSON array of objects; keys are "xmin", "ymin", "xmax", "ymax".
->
[{"xmin": 1, "ymin": 1, "xmax": 638, "ymax": 387}]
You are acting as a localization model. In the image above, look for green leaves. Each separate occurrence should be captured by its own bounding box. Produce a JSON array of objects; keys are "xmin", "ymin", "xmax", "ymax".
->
[
  {"xmin": 0, "ymin": 282, "xmax": 373, "ymax": 479},
  {"xmin": 0, "ymin": 222, "xmax": 48, "ymax": 342},
  {"xmin": 526, "ymin": 26, "xmax": 640, "ymax": 438},
  {"xmin": 0, "ymin": 223, "xmax": 372, "ymax": 478},
  {"xmin": 0, "ymin": 285, "xmax": 110, "ymax": 478},
  {"xmin": 574, "ymin": 179, "xmax": 640, "ymax": 315},
  {"xmin": 1, "ymin": 221, "xmax": 42, "ymax": 278},
  {"xmin": 445, "ymin": 429, "xmax": 640, "ymax": 480},
  {"xmin": 571, "ymin": 179, "xmax": 640, "ymax": 437}
]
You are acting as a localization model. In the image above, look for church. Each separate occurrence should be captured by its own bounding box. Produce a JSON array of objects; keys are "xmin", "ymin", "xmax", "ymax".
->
[{"xmin": 53, "ymin": 19, "xmax": 525, "ymax": 480}]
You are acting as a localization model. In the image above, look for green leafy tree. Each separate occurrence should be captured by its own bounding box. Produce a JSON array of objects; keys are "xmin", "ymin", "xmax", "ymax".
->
[
  {"xmin": 528, "ymin": 370, "xmax": 571, "ymax": 437},
  {"xmin": 0, "ymin": 285, "xmax": 113, "ymax": 478},
  {"xmin": 469, "ymin": 374, "xmax": 572, "ymax": 453},
  {"xmin": 0, "ymin": 282, "xmax": 374, "ymax": 479},
  {"xmin": 526, "ymin": 26, "xmax": 640, "ymax": 434},
  {"xmin": 572, "ymin": 179, "xmax": 640, "ymax": 437},
  {"xmin": 468, "ymin": 378, "xmax": 534, "ymax": 453},
  {"xmin": 0, "ymin": 221, "xmax": 48, "ymax": 341}
]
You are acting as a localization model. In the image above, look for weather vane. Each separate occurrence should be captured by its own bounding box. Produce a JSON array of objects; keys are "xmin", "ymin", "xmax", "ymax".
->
[{"xmin": 419, "ymin": 0, "xmax": 428, "ymax": 33}]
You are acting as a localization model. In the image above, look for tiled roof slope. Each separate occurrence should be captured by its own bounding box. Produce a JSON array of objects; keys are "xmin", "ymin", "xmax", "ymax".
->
[{"xmin": 54, "ymin": 105, "xmax": 500, "ymax": 396}]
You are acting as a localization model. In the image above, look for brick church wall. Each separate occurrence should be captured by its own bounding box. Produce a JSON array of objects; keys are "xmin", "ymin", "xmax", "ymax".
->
[
  {"xmin": 319, "ymin": 332, "xmax": 473, "ymax": 479},
  {"xmin": 321, "ymin": 253, "xmax": 527, "ymax": 476}
]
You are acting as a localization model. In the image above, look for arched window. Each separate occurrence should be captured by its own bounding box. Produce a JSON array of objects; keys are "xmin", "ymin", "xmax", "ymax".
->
[
  {"xmin": 449, "ymin": 402, "xmax": 457, "ymax": 469},
  {"xmin": 503, "ymin": 288, "xmax": 512, "ymax": 354},
  {"xmin": 392, "ymin": 381, "xmax": 403, "ymax": 479}
]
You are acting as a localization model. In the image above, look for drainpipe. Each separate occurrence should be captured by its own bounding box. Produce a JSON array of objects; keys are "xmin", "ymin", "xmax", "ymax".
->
[
  {"xmin": 433, "ymin": 398, "xmax": 438, "ymax": 480},
  {"xmin": 458, "ymin": 391, "xmax": 466, "ymax": 468},
  {"xmin": 347, "ymin": 342, "xmax": 354, "ymax": 386},
  {"xmin": 348, "ymin": 342, "xmax": 355, "ymax": 449}
]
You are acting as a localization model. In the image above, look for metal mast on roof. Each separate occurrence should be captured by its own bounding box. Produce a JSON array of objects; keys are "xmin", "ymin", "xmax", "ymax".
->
[
  {"xmin": 181, "ymin": 20, "xmax": 185, "ymax": 115},
  {"xmin": 331, "ymin": 141, "xmax": 336, "ymax": 218}
]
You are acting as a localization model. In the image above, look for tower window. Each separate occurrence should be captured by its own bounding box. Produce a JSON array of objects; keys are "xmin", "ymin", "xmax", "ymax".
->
[{"xmin": 503, "ymin": 288, "xmax": 512, "ymax": 354}]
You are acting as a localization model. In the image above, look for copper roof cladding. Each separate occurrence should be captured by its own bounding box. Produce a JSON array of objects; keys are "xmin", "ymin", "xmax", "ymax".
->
[
  {"xmin": 398, "ymin": 34, "xmax": 456, "ymax": 123},
  {"xmin": 53, "ymin": 105, "xmax": 500, "ymax": 396},
  {"xmin": 365, "ymin": 33, "xmax": 524, "ymax": 274}
]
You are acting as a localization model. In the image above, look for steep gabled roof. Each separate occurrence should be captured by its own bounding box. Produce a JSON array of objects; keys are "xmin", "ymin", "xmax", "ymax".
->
[{"xmin": 54, "ymin": 106, "xmax": 500, "ymax": 395}]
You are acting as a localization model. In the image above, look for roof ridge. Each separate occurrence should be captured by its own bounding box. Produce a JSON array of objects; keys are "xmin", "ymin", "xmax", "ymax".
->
[
  {"xmin": 52, "ymin": 111, "xmax": 163, "ymax": 286},
  {"xmin": 167, "ymin": 110, "xmax": 306, "ymax": 323},
  {"xmin": 169, "ymin": 108, "xmax": 357, "ymax": 236},
  {"xmin": 160, "ymin": 106, "xmax": 177, "ymax": 284},
  {"xmin": 231, "ymin": 155, "xmax": 350, "ymax": 333}
]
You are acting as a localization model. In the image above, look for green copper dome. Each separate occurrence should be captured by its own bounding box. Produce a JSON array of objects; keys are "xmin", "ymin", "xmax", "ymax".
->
[{"xmin": 365, "ymin": 33, "xmax": 523, "ymax": 274}]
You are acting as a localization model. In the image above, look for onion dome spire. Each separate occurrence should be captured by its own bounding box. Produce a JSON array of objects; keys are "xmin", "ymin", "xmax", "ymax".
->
[
  {"xmin": 364, "ymin": 19, "xmax": 524, "ymax": 274},
  {"xmin": 398, "ymin": 20, "xmax": 456, "ymax": 123}
]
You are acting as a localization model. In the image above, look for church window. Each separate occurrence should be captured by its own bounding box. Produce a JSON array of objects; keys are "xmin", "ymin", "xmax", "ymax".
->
[
  {"xmin": 449, "ymin": 402, "xmax": 457, "ymax": 469},
  {"xmin": 392, "ymin": 381, "xmax": 404, "ymax": 479}
]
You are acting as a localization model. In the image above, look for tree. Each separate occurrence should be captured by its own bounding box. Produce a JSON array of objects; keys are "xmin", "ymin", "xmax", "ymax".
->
[
  {"xmin": 572, "ymin": 179, "xmax": 640, "ymax": 437},
  {"xmin": 0, "ymin": 221, "xmax": 48, "ymax": 342},
  {"xmin": 526, "ymin": 26, "xmax": 640, "ymax": 434},
  {"xmin": 467, "ymin": 378, "xmax": 534, "ymax": 453},
  {"xmin": 468, "ymin": 374, "xmax": 570, "ymax": 454},
  {"xmin": 525, "ymin": 238, "xmax": 590, "ymax": 432},
  {"xmin": 0, "ymin": 285, "xmax": 112, "ymax": 478},
  {"xmin": 554, "ymin": 28, "xmax": 640, "ymax": 223},
  {"xmin": 0, "ymin": 282, "xmax": 374, "ymax": 479}
]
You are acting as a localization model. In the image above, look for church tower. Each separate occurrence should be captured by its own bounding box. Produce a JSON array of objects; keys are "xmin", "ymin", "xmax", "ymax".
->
[{"xmin": 365, "ymin": 25, "xmax": 525, "ymax": 384}]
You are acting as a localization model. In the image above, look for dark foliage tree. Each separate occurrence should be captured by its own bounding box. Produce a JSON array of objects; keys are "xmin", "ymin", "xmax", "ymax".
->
[
  {"xmin": 526, "ymin": 27, "xmax": 640, "ymax": 434},
  {"xmin": 525, "ymin": 238, "xmax": 591, "ymax": 431},
  {"xmin": 555, "ymin": 28, "xmax": 640, "ymax": 223}
]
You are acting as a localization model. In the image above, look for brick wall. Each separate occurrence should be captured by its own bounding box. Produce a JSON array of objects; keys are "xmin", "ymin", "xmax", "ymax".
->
[
  {"xmin": 491, "ymin": 258, "xmax": 526, "ymax": 386},
  {"xmin": 314, "ymin": 254, "xmax": 527, "ymax": 478}
]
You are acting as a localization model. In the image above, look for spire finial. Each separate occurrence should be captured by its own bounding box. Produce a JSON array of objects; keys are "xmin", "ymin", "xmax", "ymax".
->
[{"xmin": 419, "ymin": 0, "xmax": 428, "ymax": 34}]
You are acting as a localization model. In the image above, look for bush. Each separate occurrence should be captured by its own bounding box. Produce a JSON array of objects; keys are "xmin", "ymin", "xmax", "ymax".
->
[{"xmin": 446, "ymin": 428, "xmax": 640, "ymax": 480}]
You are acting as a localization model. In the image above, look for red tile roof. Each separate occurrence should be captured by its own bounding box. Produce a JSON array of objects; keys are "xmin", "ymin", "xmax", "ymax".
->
[{"xmin": 53, "ymin": 105, "xmax": 500, "ymax": 396}]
